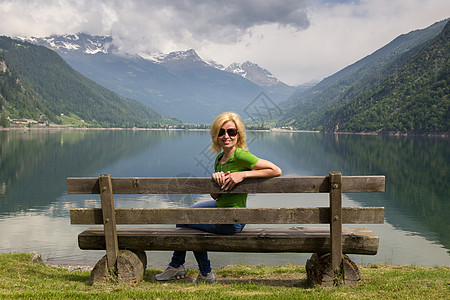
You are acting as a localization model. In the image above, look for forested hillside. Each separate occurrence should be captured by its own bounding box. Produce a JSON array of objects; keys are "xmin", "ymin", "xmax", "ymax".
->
[
  {"xmin": 0, "ymin": 50, "xmax": 44, "ymax": 123},
  {"xmin": 0, "ymin": 36, "xmax": 169, "ymax": 127},
  {"xmin": 277, "ymin": 19, "xmax": 448, "ymax": 134},
  {"xmin": 324, "ymin": 21, "xmax": 449, "ymax": 134}
]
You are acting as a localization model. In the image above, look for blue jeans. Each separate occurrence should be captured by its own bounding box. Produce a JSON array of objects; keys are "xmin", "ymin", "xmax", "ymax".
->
[{"xmin": 169, "ymin": 200, "xmax": 245, "ymax": 275}]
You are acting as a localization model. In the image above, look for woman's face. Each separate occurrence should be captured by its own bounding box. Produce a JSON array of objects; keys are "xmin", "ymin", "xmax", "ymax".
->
[{"xmin": 217, "ymin": 121, "xmax": 238, "ymax": 150}]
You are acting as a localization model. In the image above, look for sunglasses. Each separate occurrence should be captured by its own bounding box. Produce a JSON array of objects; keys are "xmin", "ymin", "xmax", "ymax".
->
[{"xmin": 218, "ymin": 128, "xmax": 238, "ymax": 137}]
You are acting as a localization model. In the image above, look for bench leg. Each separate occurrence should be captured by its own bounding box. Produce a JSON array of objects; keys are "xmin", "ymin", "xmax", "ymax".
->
[
  {"xmin": 89, "ymin": 249, "xmax": 147, "ymax": 285},
  {"xmin": 305, "ymin": 253, "xmax": 361, "ymax": 287},
  {"xmin": 329, "ymin": 172, "xmax": 343, "ymax": 282}
]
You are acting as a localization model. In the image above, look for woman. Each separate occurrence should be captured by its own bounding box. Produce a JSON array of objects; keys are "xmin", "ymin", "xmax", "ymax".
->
[{"xmin": 155, "ymin": 112, "xmax": 282, "ymax": 283}]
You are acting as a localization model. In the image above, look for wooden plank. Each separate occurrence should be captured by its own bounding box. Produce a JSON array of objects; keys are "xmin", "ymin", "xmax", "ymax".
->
[
  {"xmin": 98, "ymin": 174, "xmax": 118, "ymax": 268},
  {"xmin": 67, "ymin": 177, "xmax": 99, "ymax": 194},
  {"xmin": 329, "ymin": 172, "xmax": 343, "ymax": 275},
  {"xmin": 342, "ymin": 176, "xmax": 385, "ymax": 193},
  {"xmin": 70, "ymin": 207, "xmax": 385, "ymax": 225},
  {"xmin": 67, "ymin": 176, "xmax": 385, "ymax": 194},
  {"xmin": 78, "ymin": 227, "xmax": 379, "ymax": 255}
]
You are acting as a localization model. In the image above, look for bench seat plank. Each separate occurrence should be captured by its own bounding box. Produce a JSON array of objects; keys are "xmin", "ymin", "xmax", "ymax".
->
[{"xmin": 78, "ymin": 227, "xmax": 379, "ymax": 255}]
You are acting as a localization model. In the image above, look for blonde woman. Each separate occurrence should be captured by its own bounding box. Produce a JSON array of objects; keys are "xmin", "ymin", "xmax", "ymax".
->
[{"xmin": 155, "ymin": 112, "xmax": 282, "ymax": 283}]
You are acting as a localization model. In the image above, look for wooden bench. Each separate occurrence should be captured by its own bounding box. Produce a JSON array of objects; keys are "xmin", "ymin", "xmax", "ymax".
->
[{"xmin": 68, "ymin": 172, "xmax": 385, "ymax": 286}]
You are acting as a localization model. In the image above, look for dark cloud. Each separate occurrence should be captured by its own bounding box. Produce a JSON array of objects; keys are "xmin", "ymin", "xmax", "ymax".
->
[
  {"xmin": 151, "ymin": 0, "xmax": 310, "ymax": 42},
  {"xmin": 0, "ymin": 0, "xmax": 310, "ymax": 52},
  {"xmin": 103, "ymin": 0, "xmax": 310, "ymax": 46}
]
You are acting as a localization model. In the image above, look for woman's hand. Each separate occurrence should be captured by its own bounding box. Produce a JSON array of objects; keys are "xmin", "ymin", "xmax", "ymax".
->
[
  {"xmin": 212, "ymin": 171, "xmax": 228, "ymax": 187},
  {"xmin": 211, "ymin": 158, "xmax": 282, "ymax": 192},
  {"xmin": 222, "ymin": 171, "xmax": 246, "ymax": 191},
  {"xmin": 212, "ymin": 171, "xmax": 246, "ymax": 191}
]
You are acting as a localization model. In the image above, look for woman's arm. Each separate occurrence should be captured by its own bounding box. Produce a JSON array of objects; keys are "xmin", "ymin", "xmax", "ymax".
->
[
  {"xmin": 242, "ymin": 159, "xmax": 282, "ymax": 179},
  {"xmin": 216, "ymin": 159, "xmax": 282, "ymax": 191}
]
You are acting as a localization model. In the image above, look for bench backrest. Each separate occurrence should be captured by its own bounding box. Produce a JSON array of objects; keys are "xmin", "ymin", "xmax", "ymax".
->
[{"xmin": 68, "ymin": 174, "xmax": 385, "ymax": 226}]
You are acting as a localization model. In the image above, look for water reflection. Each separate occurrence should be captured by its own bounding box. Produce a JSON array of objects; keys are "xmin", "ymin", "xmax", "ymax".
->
[
  {"xmin": 0, "ymin": 130, "xmax": 448, "ymax": 267},
  {"xmin": 254, "ymin": 132, "xmax": 449, "ymax": 253},
  {"xmin": 0, "ymin": 129, "xmax": 173, "ymax": 214}
]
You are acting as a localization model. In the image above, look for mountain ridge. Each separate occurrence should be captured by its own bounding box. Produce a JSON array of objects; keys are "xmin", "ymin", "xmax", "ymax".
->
[
  {"xmin": 24, "ymin": 34, "xmax": 294, "ymax": 123},
  {"xmin": 322, "ymin": 20, "xmax": 450, "ymax": 134},
  {"xmin": 276, "ymin": 18, "xmax": 449, "ymax": 133},
  {"xmin": 23, "ymin": 34, "xmax": 291, "ymax": 88},
  {"xmin": 0, "ymin": 36, "xmax": 170, "ymax": 127}
]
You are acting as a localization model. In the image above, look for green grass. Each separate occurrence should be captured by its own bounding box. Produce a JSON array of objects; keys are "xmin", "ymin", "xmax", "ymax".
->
[
  {"xmin": 56, "ymin": 113, "xmax": 89, "ymax": 127},
  {"xmin": 0, "ymin": 253, "xmax": 449, "ymax": 299}
]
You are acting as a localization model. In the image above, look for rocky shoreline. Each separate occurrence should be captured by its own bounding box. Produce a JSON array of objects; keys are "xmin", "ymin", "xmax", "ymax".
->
[{"xmin": 32, "ymin": 253, "xmax": 93, "ymax": 272}]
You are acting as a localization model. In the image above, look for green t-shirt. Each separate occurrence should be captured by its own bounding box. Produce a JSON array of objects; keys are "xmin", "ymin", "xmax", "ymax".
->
[{"xmin": 214, "ymin": 148, "xmax": 259, "ymax": 208}]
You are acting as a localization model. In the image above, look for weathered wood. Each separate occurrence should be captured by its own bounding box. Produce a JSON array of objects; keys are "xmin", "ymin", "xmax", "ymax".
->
[
  {"xmin": 89, "ymin": 249, "xmax": 146, "ymax": 286},
  {"xmin": 306, "ymin": 253, "xmax": 361, "ymax": 287},
  {"xmin": 89, "ymin": 254, "xmax": 108, "ymax": 285},
  {"xmin": 71, "ymin": 207, "xmax": 385, "ymax": 225},
  {"xmin": 342, "ymin": 176, "xmax": 385, "ymax": 193},
  {"xmin": 78, "ymin": 227, "xmax": 379, "ymax": 255},
  {"xmin": 329, "ymin": 172, "xmax": 343, "ymax": 277},
  {"xmin": 116, "ymin": 250, "xmax": 146, "ymax": 285},
  {"xmin": 99, "ymin": 174, "xmax": 119, "ymax": 269},
  {"xmin": 67, "ymin": 176, "xmax": 385, "ymax": 194}
]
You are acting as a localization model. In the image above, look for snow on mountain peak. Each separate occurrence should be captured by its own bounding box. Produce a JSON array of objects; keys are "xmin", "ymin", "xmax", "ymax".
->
[
  {"xmin": 225, "ymin": 61, "xmax": 281, "ymax": 87},
  {"xmin": 158, "ymin": 49, "xmax": 204, "ymax": 64},
  {"xmin": 18, "ymin": 33, "xmax": 114, "ymax": 55},
  {"xmin": 205, "ymin": 60, "xmax": 225, "ymax": 70},
  {"xmin": 18, "ymin": 33, "xmax": 290, "ymax": 87}
]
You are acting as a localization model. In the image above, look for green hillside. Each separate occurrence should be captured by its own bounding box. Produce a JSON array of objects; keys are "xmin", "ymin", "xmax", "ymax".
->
[
  {"xmin": 324, "ymin": 21, "xmax": 449, "ymax": 134},
  {"xmin": 0, "ymin": 36, "xmax": 170, "ymax": 127},
  {"xmin": 277, "ymin": 19, "xmax": 448, "ymax": 134}
]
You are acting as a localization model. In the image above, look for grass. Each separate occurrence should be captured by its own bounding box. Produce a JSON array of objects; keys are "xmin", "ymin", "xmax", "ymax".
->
[
  {"xmin": 56, "ymin": 113, "xmax": 88, "ymax": 127},
  {"xmin": 0, "ymin": 253, "xmax": 449, "ymax": 299}
]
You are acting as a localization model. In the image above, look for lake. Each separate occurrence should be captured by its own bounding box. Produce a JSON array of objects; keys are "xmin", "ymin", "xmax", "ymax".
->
[{"xmin": 0, "ymin": 129, "xmax": 449, "ymax": 270}]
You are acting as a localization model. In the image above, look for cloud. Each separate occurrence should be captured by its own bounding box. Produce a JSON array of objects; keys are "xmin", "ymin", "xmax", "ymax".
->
[
  {"xmin": 0, "ymin": 0, "xmax": 448, "ymax": 85},
  {"xmin": 104, "ymin": 0, "xmax": 311, "ymax": 54},
  {"xmin": 209, "ymin": 0, "xmax": 450, "ymax": 85},
  {"xmin": 0, "ymin": 0, "xmax": 310, "ymax": 49}
]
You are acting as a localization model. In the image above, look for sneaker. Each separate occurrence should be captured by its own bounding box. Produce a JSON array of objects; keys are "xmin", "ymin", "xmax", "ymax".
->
[
  {"xmin": 193, "ymin": 271, "xmax": 216, "ymax": 284},
  {"xmin": 155, "ymin": 265, "xmax": 187, "ymax": 281}
]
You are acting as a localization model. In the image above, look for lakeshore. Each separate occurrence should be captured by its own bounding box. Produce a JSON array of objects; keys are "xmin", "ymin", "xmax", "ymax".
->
[
  {"xmin": 1, "ymin": 253, "xmax": 449, "ymax": 299},
  {"xmin": 2, "ymin": 124, "xmax": 448, "ymax": 137}
]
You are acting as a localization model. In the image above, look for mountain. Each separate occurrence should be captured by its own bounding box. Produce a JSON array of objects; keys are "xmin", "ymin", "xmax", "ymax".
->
[
  {"xmin": 225, "ymin": 61, "xmax": 281, "ymax": 86},
  {"xmin": 24, "ymin": 33, "xmax": 115, "ymax": 55},
  {"xmin": 323, "ymin": 20, "xmax": 450, "ymax": 134},
  {"xmin": 224, "ymin": 61, "xmax": 295, "ymax": 103},
  {"xmin": 23, "ymin": 34, "xmax": 293, "ymax": 123},
  {"xmin": 0, "ymin": 36, "xmax": 167, "ymax": 127},
  {"xmin": 277, "ymin": 19, "xmax": 449, "ymax": 133}
]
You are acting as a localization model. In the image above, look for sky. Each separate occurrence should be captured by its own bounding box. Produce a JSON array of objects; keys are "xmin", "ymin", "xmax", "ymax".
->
[{"xmin": 0, "ymin": 0, "xmax": 448, "ymax": 86}]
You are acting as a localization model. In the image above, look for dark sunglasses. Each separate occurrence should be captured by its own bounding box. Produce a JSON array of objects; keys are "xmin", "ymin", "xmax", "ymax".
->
[{"xmin": 218, "ymin": 128, "xmax": 238, "ymax": 137}]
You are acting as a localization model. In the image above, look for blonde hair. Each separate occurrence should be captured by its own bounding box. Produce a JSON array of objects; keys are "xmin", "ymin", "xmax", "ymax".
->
[{"xmin": 210, "ymin": 112, "xmax": 247, "ymax": 153}]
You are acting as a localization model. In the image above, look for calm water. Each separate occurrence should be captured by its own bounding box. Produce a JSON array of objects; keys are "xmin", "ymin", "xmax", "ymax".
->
[{"xmin": 0, "ymin": 129, "xmax": 449, "ymax": 269}]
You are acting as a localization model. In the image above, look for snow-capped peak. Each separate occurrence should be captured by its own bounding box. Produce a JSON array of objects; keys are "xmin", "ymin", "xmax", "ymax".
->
[
  {"xmin": 158, "ymin": 49, "xmax": 204, "ymax": 64},
  {"xmin": 140, "ymin": 51, "xmax": 167, "ymax": 63},
  {"xmin": 18, "ymin": 33, "xmax": 115, "ymax": 55},
  {"xmin": 18, "ymin": 33, "xmax": 289, "ymax": 87},
  {"xmin": 205, "ymin": 60, "xmax": 226, "ymax": 70},
  {"xmin": 225, "ymin": 61, "xmax": 281, "ymax": 87}
]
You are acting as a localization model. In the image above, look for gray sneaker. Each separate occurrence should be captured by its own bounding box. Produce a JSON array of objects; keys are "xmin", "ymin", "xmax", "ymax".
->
[
  {"xmin": 193, "ymin": 271, "xmax": 216, "ymax": 284},
  {"xmin": 155, "ymin": 265, "xmax": 187, "ymax": 281}
]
